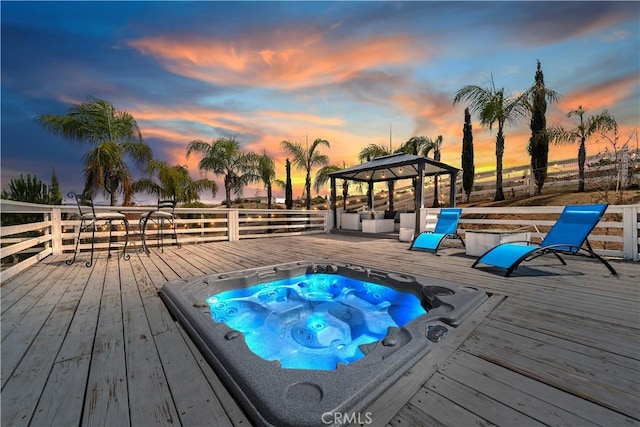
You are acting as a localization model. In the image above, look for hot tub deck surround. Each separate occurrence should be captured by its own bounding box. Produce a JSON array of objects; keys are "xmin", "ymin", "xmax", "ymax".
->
[{"xmin": 1, "ymin": 235, "xmax": 639, "ymax": 426}]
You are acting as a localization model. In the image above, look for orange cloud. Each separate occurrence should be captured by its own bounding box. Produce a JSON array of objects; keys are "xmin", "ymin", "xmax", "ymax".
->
[
  {"xmin": 558, "ymin": 72, "xmax": 639, "ymax": 112},
  {"xmin": 128, "ymin": 29, "xmax": 420, "ymax": 90}
]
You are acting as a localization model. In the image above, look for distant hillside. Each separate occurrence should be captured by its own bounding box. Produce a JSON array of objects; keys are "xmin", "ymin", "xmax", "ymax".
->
[{"xmin": 462, "ymin": 189, "xmax": 639, "ymax": 208}]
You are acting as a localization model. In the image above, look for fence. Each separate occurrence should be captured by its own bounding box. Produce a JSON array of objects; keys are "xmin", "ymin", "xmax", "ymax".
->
[
  {"xmin": 0, "ymin": 200, "xmax": 330, "ymax": 283},
  {"xmin": 1, "ymin": 200, "xmax": 638, "ymax": 283},
  {"xmin": 428, "ymin": 205, "xmax": 639, "ymax": 261}
]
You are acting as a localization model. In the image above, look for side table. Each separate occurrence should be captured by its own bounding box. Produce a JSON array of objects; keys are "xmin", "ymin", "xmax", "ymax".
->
[{"xmin": 465, "ymin": 229, "xmax": 531, "ymax": 257}]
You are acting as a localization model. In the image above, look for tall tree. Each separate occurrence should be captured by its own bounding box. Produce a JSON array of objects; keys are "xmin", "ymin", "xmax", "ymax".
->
[
  {"xmin": 34, "ymin": 97, "xmax": 151, "ymax": 206},
  {"xmin": 256, "ymin": 151, "xmax": 282, "ymax": 210},
  {"xmin": 358, "ymin": 144, "xmax": 394, "ymax": 211},
  {"xmin": 453, "ymin": 76, "xmax": 529, "ymax": 201},
  {"xmin": 285, "ymin": 159, "xmax": 293, "ymax": 209},
  {"xmin": 461, "ymin": 108, "xmax": 475, "ymax": 203},
  {"xmin": 50, "ymin": 169, "xmax": 63, "ymax": 205},
  {"xmin": 527, "ymin": 60, "xmax": 559, "ymax": 195},
  {"xmin": 134, "ymin": 160, "xmax": 217, "ymax": 204},
  {"xmin": 281, "ymin": 138, "xmax": 330, "ymax": 210},
  {"xmin": 428, "ymin": 135, "xmax": 443, "ymax": 207},
  {"xmin": 548, "ymin": 106, "xmax": 618, "ymax": 192},
  {"xmin": 186, "ymin": 137, "xmax": 258, "ymax": 207}
]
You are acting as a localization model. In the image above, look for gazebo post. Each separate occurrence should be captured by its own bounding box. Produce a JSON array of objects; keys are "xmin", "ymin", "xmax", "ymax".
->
[
  {"xmin": 368, "ymin": 181, "xmax": 374, "ymax": 210},
  {"xmin": 415, "ymin": 163, "xmax": 424, "ymax": 236},
  {"xmin": 330, "ymin": 177, "xmax": 337, "ymax": 230}
]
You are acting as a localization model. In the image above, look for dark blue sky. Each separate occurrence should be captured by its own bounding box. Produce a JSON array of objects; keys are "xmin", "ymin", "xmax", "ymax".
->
[{"xmin": 2, "ymin": 1, "xmax": 638, "ymax": 204}]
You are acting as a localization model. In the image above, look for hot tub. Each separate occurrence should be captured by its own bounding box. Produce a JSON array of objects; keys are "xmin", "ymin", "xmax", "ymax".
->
[{"xmin": 159, "ymin": 260, "xmax": 486, "ymax": 427}]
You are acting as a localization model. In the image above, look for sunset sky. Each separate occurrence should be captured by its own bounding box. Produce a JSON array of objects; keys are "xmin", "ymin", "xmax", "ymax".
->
[{"xmin": 1, "ymin": 1, "xmax": 638, "ymax": 204}]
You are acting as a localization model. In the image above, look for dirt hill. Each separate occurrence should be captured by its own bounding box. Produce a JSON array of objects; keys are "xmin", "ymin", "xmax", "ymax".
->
[{"xmin": 459, "ymin": 189, "xmax": 639, "ymax": 208}]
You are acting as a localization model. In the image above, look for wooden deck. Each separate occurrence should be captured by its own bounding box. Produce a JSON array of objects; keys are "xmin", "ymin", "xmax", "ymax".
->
[{"xmin": 1, "ymin": 234, "xmax": 639, "ymax": 427}]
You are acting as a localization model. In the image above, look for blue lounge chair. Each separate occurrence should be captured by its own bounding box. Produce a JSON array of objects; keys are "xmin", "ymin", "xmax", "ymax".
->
[
  {"xmin": 409, "ymin": 208, "xmax": 465, "ymax": 254},
  {"xmin": 471, "ymin": 204, "xmax": 617, "ymax": 276}
]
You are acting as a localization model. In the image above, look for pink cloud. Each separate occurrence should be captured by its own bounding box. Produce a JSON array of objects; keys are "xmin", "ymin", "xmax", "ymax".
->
[
  {"xmin": 128, "ymin": 29, "xmax": 421, "ymax": 90},
  {"xmin": 558, "ymin": 72, "xmax": 639, "ymax": 113}
]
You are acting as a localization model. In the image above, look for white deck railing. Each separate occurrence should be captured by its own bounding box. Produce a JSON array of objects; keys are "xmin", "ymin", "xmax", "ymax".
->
[
  {"xmin": 0, "ymin": 200, "xmax": 330, "ymax": 282},
  {"xmin": 1, "ymin": 200, "xmax": 638, "ymax": 283},
  {"xmin": 426, "ymin": 205, "xmax": 639, "ymax": 261}
]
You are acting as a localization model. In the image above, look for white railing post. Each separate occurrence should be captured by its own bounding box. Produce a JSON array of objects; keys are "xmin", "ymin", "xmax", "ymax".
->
[
  {"xmin": 325, "ymin": 210, "xmax": 332, "ymax": 233},
  {"xmin": 621, "ymin": 205, "xmax": 639, "ymax": 261},
  {"xmin": 51, "ymin": 208, "xmax": 63, "ymax": 255},
  {"xmin": 43, "ymin": 212, "xmax": 51, "ymax": 252},
  {"xmin": 228, "ymin": 210, "xmax": 239, "ymax": 241},
  {"xmin": 419, "ymin": 208, "xmax": 427, "ymax": 232}
]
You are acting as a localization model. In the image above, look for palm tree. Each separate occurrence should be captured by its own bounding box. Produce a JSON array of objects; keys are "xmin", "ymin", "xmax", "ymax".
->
[
  {"xmin": 256, "ymin": 151, "xmax": 283, "ymax": 210},
  {"xmin": 396, "ymin": 136, "xmax": 441, "ymax": 206},
  {"xmin": 396, "ymin": 136, "xmax": 433, "ymax": 157},
  {"xmin": 358, "ymin": 144, "xmax": 394, "ymax": 211},
  {"xmin": 547, "ymin": 106, "xmax": 618, "ymax": 192},
  {"xmin": 134, "ymin": 160, "xmax": 218, "ymax": 204},
  {"xmin": 358, "ymin": 143, "xmax": 392, "ymax": 161},
  {"xmin": 281, "ymin": 138, "xmax": 330, "ymax": 210},
  {"xmin": 314, "ymin": 164, "xmax": 349, "ymax": 211},
  {"xmin": 453, "ymin": 77, "xmax": 529, "ymax": 201},
  {"xmin": 35, "ymin": 97, "xmax": 151, "ymax": 206},
  {"xmin": 186, "ymin": 137, "xmax": 258, "ymax": 207},
  {"xmin": 427, "ymin": 135, "xmax": 443, "ymax": 207}
]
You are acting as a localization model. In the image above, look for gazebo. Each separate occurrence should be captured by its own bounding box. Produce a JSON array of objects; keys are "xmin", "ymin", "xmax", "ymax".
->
[{"xmin": 328, "ymin": 153, "xmax": 460, "ymax": 236}]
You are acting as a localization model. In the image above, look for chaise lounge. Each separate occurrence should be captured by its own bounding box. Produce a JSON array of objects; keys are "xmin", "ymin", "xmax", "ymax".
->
[
  {"xmin": 409, "ymin": 208, "xmax": 465, "ymax": 254},
  {"xmin": 471, "ymin": 203, "xmax": 617, "ymax": 276}
]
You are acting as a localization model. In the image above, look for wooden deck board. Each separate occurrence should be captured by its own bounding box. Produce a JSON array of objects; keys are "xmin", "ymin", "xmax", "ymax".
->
[
  {"xmin": 1, "ymin": 235, "xmax": 638, "ymax": 427},
  {"xmin": 388, "ymin": 388, "xmax": 492, "ymax": 427},
  {"xmin": 1, "ymin": 258, "xmax": 97, "ymax": 426},
  {"xmin": 445, "ymin": 351, "xmax": 637, "ymax": 425},
  {"xmin": 81, "ymin": 257, "xmax": 129, "ymax": 426},
  {"xmin": 127, "ymin": 251, "xmax": 239, "ymax": 426},
  {"xmin": 424, "ymin": 374, "xmax": 547, "ymax": 426},
  {"xmin": 461, "ymin": 323, "xmax": 640, "ymax": 418},
  {"xmin": 489, "ymin": 298, "xmax": 640, "ymax": 356},
  {"xmin": 120, "ymin": 258, "xmax": 181, "ymax": 426},
  {"xmin": 28, "ymin": 259, "xmax": 107, "ymax": 426}
]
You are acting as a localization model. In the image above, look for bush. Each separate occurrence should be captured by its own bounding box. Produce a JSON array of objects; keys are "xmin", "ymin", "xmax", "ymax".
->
[{"xmin": 181, "ymin": 201, "xmax": 208, "ymax": 208}]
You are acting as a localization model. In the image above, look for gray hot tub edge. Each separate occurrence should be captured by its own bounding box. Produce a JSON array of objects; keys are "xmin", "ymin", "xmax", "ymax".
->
[{"xmin": 159, "ymin": 259, "xmax": 487, "ymax": 427}]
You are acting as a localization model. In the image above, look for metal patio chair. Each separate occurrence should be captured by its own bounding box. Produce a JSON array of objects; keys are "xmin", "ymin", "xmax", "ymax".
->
[
  {"xmin": 139, "ymin": 199, "xmax": 181, "ymax": 253},
  {"xmin": 66, "ymin": 192, "xmax": 130, "ymax": 267}
]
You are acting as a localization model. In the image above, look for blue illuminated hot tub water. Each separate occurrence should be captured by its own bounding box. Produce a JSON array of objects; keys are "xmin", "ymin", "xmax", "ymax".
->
[{"xmin": 206, "ymin": 274, "xmax": 426, "ymax": 370}]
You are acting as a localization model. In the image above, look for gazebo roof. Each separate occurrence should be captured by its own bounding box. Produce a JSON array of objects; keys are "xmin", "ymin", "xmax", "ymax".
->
[{"xmin": 328, "ymin": 153, "xmax": 460, "ymax": 183}]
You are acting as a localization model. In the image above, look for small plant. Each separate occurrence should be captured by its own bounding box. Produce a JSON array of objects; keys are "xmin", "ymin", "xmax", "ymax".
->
[
  {"xmin": 586, "ymin": 128, "xmax": 637, "ymax": 204},
  {"xmin": 1, "ymin": 174, "xmax": 53, "ymax": 204}
]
